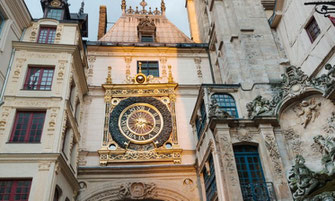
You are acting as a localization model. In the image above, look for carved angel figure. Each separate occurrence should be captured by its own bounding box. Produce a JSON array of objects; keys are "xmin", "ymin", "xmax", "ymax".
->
[
  {"xmin": 288, "ymin": 155, "xmax": 320, "ymax": 201},
  {"xmin": 294, "ymin": 98, "xmax": 321, "ymax": 128}
]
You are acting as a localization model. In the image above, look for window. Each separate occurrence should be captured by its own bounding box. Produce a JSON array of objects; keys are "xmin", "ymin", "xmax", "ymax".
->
[
  {"xmin": 62, "ymin": 126, "xmax": 72, "ymax": 159},
  {"xmin": 141, "ymin": 35, "xmax": 154, "ymax": 42},
  {"xmin": 37, "ymin": 27, "xmax": 56, "ymax": 44},
  {"xmin": 211, "ymin": 93, "xmax": 239, "ymax": 118},
  {"xmin": 10, "ymin": 112, "xmax": 46, "ymax": 143},
  {"xmin": 137, "ymin": 61, "xmax": 159, "ymax": 77},
  {"xmin": 53, "ymin": 185, "xmax": 62, "ymax": 201},
  {"xmin": 203, "ymin": 154, "xmax": 217, "ymax": 201},
  {"xmin": 69, "ymin": 81, "xmax": 76, "ymax": 109},
  {"xmin": 195, "ymin": 102, "xmax": 207, "ymax": 139},
  {"xmin": 0, "ymin": 180, "xmax": 32, "ymax": 201},
  {"xmin": 305, "ymin": 17, "xmax": 321, "ymax": 43},
  {"xmin": 47, "ymin": 9, "xmax": 63, "ymax": 20},
  {"xmin": 234, "ymin": 145, "xmax": 270, "ymax": 201},
  {"xmin": 0, "ymin": 12, "xmax": 4, "ymax": 36},
  {"xmin": 24, "ymin": 67, "xmax": 54, "ymax": 90},
  {"xmin": 75, "ymin": 101, "xmax": 81, "ymax": 122}
]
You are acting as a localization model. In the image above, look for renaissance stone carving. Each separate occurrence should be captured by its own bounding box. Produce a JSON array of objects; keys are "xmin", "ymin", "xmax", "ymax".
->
[
  {"xmin": 246, "ymin": 95, "xmax": 275, "ymax": 118},
  {"xmin": 246, "ymin": 65, "xmax": 333, "ymax": 119},
  {"xmin": 324, "ymin": 112, "xmax": 335, "ymax": 134},
  {"xmin": 220, "ymin": 136, "xmax": 238, "ymax": 186},
  {"xmin": 313, "ymin": 135, "xmax": 335, "ymax": 175},
  {"xmin": 264, "ymin": 135, "xmax": 283, "ymax": 177},
  {"xmin": 282, "ymin": 66, "xmax": 309, "ymax": 97},
  {"xmin": 311, "ymin": 64, "xmax": 335, "ymax": 96},
  {"xmin": 118, "ymin": 182, "xmax": 156, "ymax": 200},
  {"xmin": 209, "ymin": 99, "xmax": 231, "ymax": 119},
  {"xmin": 311, "ymin": 192, "xmax": 335, "ymax": 201},
  {"xmin": 288, "ymin": 155, "xmax": 320, "ymax": 201},
  {"xmin": 282, "ymin": 128, "xmax": 302, "ymax": 156},
  {"xmin": 293, "ymin": 98, "xmax": 321, "ymax": 128}
]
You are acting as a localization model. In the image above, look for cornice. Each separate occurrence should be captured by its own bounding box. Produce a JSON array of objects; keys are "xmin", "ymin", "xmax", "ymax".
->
[
  {"xmin": 0, "ymin": 153, "xmax": 80, "ymax": 190},
  {"xmin": 13, "ymin": 41, "xmax": 77, "ymax": 53},
  {"xmin": 78, "ymin": 164, "xmax": 196, "ymax": 175},
  {"xmin": 12, "ymin": 41, "xmax": 89, "ymax": 95},
  {"xmin": 0, "ymin": 0, "xmax": 31, "ymax": 37}
]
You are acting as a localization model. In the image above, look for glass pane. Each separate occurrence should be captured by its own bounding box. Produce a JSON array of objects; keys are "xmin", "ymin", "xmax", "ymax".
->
[{"xmin": 47, "ymin": 9, "xmax": 63, "ymax": 20}]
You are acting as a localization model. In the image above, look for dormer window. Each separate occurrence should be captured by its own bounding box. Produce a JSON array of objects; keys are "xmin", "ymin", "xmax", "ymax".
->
[
  {"xmin": 47, "ymin": 8, "xmax": 63, "ymax": 20},
  {"xmin": 137, "ymin": 16, "xmax": 156, "ymax": 43},
  {"xmin": 141, "ymin": 35, "xmax": 154, "ymax": 42}
]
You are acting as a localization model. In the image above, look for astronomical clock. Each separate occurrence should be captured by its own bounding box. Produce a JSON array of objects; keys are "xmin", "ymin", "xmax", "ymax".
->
[{"xmin": 98, "ymin": 66, "xmax": 182, "ymax": 165}]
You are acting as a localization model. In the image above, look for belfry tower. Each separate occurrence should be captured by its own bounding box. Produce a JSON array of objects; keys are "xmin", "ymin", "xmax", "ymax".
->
[{"xmin": 77, "ymin": 0, "xmax": 209, "ymax": 200}]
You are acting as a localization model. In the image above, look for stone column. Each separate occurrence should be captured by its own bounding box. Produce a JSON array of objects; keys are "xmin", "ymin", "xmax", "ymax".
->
[
  {"xmin": 214, "ymin": 124, "xmax": 243, "ymax": 201},
  {"xmin": 259, "ymin": 124, "xmax": 293, "ymax": 201}
]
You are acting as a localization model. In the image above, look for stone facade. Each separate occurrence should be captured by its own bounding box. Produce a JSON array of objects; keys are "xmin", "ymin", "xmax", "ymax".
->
[
  {"xmin": 0, "ymin": 0, "xmax": 335, "ymax": 200},
  {"xmin": 0, "ymin": 0, "xmax": 31, "ymax": 101}
]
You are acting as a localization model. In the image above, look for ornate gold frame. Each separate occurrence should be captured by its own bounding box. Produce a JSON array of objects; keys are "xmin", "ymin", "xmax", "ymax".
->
[{"xmin": 98, "ymin": 82, "xmax": 182, "ymax": 165}]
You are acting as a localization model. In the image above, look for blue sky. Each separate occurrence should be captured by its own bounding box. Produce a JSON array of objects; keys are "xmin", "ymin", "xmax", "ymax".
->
[{"xmin": 24, "ymin": 0, "xmax": 191, "ymax": 41}]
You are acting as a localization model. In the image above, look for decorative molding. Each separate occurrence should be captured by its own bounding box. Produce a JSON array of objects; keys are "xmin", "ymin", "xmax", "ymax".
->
[
  {"xmin": 38, "ymin": 161, "xmax": 51, "ymax": 171},
  {"xmin": 124, "ymin": 57, "xmax": 132, "ymax": 76},
  {"xmin": 323, "ymin": 112, "xmax": 335, "ymax": 134},
  {"xmin": 54, "ymin": 25, "xmax": 64, "ymax": 43},
  {"xmin": 220, "ymin": 136, "xmax": 238, "ymax": 186},
  {"xmin": 264, "ymin": 135, "xmax": 283, "ymax": 177},
  {"xmin": 194, "ymin": 58, "xmax": 203, "ymax": 78},
  {"xmin": 246, "ymin": 64, "xmax": 334, "ymax": 118},
  {"xmin": 12, "ymin": 58, "xmax": 26, "ymax": 81},
  {"xmin": 282, "ymin": 128, "xmax": 302, "ymax": 156},
  {"xmin": 57, "ymin": 60, "xmax": 68, "ymax": 81},
  {"xmin": 118, "ymin": 182, "xmax": 156, "ymax": 200}
]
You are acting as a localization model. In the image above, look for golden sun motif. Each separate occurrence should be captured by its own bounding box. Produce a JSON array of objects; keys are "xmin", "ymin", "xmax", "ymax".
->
[{"xmin": 128, "ymin": 111, "xmax": 154, "ymax": 134}]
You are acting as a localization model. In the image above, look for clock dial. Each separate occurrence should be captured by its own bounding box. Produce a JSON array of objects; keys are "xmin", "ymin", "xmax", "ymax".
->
[
  {"xmin": 109, "ymin": 97, "xmax": 172, "ymax": 150},
  {"xmin": 119, "ymin": 103, "xmax": 163, "ymax": 144}
]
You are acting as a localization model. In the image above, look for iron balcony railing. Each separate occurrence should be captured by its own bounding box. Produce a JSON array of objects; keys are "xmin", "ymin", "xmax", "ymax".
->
[{"xmin": 240, "ymin": 182, "xmax": 277, "ymax": 201}]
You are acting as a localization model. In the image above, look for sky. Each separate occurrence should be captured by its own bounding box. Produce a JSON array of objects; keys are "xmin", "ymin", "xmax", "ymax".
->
[{"xmin": 24, "ymin": 0, "xmax": 191, "ymax": 41}]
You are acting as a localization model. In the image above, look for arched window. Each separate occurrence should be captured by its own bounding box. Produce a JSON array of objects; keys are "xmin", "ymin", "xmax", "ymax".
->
[
  {"xmin": 53, "ymin": 185, "xmax": 62, "ymax": 201},
  {"xmin": 233, "ymin": 145, "xmax": 270, "ymax": 201},
  {"xmin": 202, "ymin": 154, "xmax": 217, "ymax": 201},
  {"xmin": 211, "ymin": 93, "xmax": 238, "ymax": 118}
]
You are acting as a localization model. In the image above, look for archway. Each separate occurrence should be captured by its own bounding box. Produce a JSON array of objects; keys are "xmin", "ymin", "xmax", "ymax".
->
[{"xmin": 78, "ymin": 182, "xmax": 192, "ymax": 201}]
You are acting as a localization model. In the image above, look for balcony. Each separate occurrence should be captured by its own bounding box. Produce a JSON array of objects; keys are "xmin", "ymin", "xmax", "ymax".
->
[{"xmin": 240, "ymin": 182, "xmax": 277, "ymax": 201}]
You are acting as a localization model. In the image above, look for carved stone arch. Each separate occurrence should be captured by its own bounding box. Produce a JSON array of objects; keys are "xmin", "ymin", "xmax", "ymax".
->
[
  {"xmin": 78, "ymin": 182, "xmax": 192, "ymax": 201},
  {"xmin": 275, "ymin": 88, "xmax": 324, "ymax": 118}
]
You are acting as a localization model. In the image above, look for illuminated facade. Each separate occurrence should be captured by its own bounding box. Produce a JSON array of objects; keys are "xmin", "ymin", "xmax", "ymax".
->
[{"xmin": 1, "ymin": 0, "xmax": 335, "ymax": 200}]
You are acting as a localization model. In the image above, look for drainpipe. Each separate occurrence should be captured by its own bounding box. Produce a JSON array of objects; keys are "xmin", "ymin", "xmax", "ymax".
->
[{"xmin": 0, "ymin": 28, "xmax": 27, "ymax": 106}]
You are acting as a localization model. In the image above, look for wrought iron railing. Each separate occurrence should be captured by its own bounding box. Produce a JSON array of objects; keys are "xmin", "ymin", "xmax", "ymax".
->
[{"xmin": 240, "ymin": 182, "xmax": 277, "ymax": 201}]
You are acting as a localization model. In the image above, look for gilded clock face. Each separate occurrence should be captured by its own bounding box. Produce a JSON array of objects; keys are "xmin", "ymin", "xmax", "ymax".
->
[
  {"xmin": 119, "ymin": 103, "xmax": 163, "ymax": 144},
  {"xmin": 110, "ymin": 97, "xmax": 172, "ymax": 150}
]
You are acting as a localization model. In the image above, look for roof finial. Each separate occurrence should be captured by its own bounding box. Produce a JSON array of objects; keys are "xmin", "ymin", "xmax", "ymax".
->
[
  {"xmin": 79, "ymin": 0, "xmax": 85, "ymax": 15},
  {"xmin": 161, "ymin": 0, "xmax": 166, "ymax": 15},
  {"xmin": 121, "ymin": 0, "xmax": 126, "ymax": 14},
  {"xmin": 140, "ymin": 0, "xmax": 147, "ymax": 12}
]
